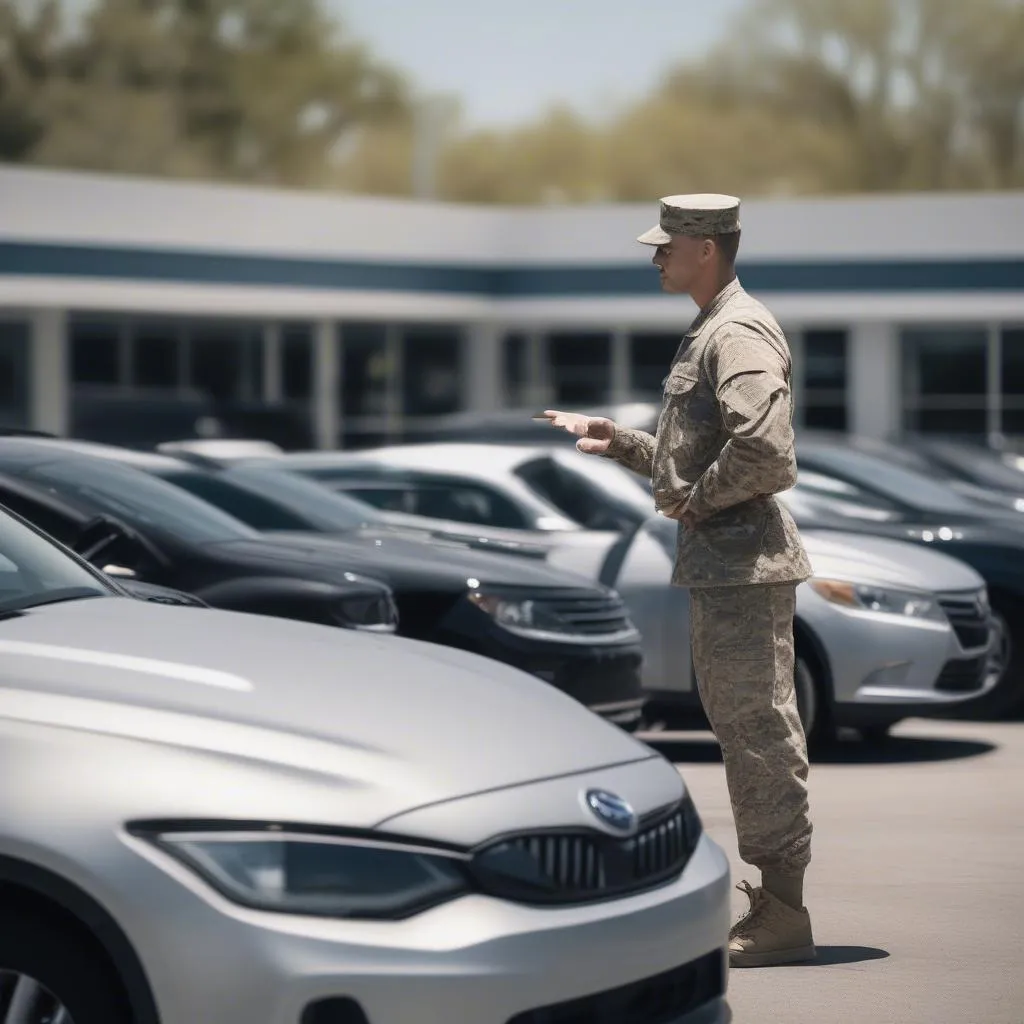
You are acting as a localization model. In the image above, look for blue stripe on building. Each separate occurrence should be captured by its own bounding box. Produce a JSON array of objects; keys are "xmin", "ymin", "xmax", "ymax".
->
[{"xmin": 1, "ymin": 242, "xmax": 1022, "ymax": 296}]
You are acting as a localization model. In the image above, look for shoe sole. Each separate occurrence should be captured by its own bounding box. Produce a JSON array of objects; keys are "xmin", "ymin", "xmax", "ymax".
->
[{"xmin": 729, "ymin": 943, "xmax": 817, "ymax": 968}]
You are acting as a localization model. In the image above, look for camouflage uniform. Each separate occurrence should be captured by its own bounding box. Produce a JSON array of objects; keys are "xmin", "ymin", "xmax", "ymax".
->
[{"xmin": 603, "ymin": 276, "xmax": 813, "ymax": 877}]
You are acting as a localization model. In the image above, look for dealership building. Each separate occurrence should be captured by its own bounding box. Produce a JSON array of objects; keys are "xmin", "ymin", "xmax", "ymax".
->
[{"xmin": 0, "ymin": 164, "xmax": 1022, "ymax": 448}]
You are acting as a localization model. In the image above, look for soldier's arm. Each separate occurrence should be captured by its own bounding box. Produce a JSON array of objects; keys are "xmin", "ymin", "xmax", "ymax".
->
[
  {"xmin": 602, "ymin": 427, "xmax": 657, "ymax": 478},
  {"xmin": 683, "ymin": 327, "xmax": 797, "ymax": 520}
]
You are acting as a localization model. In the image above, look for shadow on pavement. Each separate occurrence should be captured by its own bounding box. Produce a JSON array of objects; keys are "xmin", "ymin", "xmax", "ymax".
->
[
  {"xmin": 642, "ymin": 735, "xmax": 723, "ymax": 763},
  {"xmin": 642, "ymin": 732, "xmax": 996, "ymax": 765},
  {"xmin": 812, "ymin": 735, "xmax": 996, "ymax": 765},
  {"xmin": 782, "ymin": 945, "xmax": 891, "ymax": 968}
]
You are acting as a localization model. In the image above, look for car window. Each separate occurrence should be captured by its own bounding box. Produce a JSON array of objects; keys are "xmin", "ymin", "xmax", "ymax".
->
[
  {"xmin": 340, "ymin": 485, "xmax": 417, "ymax": 515},
  {"xmin": 159, "ymin": 471, "xmax": 313, "ymax": 532},
  {"xmin": 348, "ymin": 481, "xmax": 529, "ymax": 529},
  {"xmin": 514, "ymin": 456, "xmax": 644, "ymax": 531},
  {"xmin": 21, "ymin": 457, "xmax": 260, "ymax": 546},
  {"xmin": 416, "ymin": 483, "xmax": 529, "ymax": 527},
  {"xmin": 226, "ymin": 467, "xmax": 377, "ymax": 532},
  {"xmin": 0, "ymin": 505, "xmax": 113, "ymax": 611}
]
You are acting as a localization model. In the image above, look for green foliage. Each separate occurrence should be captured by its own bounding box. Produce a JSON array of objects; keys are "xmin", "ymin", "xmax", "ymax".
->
[
  {"xmin": 0, "ymin": 0, "xmax": 1021, "ymax": 198},
  {"xmin": 0, "ymin": 0, "xmax": 409, "ymax": 183}
]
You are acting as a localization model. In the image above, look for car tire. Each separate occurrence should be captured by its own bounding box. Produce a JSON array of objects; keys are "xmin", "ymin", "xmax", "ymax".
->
[
  {"xmin": 794, "ymin": 654, "xmax": 831, "ymax": 749},
  {"xmin": 0, "ymin": 911, "xmax": 133, "ymax": 1024},
  {"xmin": 955, "ymin": 596, "xmax": 1024, "ymax": 720}
]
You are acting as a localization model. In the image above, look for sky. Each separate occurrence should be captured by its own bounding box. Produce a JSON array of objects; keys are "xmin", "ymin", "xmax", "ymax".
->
[{"xmin": 329, "ymin": 0, "xmax": 742, "ymax": 128}]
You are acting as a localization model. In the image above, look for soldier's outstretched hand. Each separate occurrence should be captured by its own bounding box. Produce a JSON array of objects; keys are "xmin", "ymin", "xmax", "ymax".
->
[{"xmin": 539, "ymin": 411, "xmax": 616, "ymax": 455}]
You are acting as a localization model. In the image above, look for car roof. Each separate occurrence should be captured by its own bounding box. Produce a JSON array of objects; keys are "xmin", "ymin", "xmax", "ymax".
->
[
  {"xmin": 277, "ymin": 443, "xmax": 556, "ymax": 481},
  {"xmin": 0, "ymin": 437, "xmax": 192, "ymax": 474}
]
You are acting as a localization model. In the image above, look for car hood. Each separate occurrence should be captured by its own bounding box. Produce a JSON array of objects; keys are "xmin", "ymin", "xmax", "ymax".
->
[
  {"xmin": 231, "ymin": 531, "xmax": 599, "ymax": 592},
  {"xmin": 0, "ymin": 598, "xmax": 653, "ymax": 825},
  {"xmin": 801, "ymin": 529, "xmax": 983, "ymax": 592}
]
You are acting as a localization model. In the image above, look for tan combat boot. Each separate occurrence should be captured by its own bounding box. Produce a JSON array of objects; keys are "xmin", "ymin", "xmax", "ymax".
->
[{"xmin": 728, "ymin": 880, "xmax": 816, "ymax": 968}]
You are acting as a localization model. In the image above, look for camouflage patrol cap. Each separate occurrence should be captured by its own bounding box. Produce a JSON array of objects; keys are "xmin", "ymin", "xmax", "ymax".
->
[{"xmin": 637, "ymin": 193, "xmax": 741, "ymax": 245}]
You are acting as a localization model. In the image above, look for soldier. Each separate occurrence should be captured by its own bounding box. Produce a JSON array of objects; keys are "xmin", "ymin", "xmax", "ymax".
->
[{"xmin": 542, "ymin": 194, "xmax": 816, "ymax": 968}]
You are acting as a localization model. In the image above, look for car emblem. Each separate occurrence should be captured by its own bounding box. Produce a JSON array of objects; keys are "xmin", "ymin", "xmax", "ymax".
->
[{"xmin": 585, "ymin": 789, "xmax": 638, "ymax": 834}]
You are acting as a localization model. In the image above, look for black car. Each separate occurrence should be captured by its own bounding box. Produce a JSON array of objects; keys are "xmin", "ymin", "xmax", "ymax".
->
[{"xmin": 0, "ymin": 439, "xmax": 647, "ymax": 728}]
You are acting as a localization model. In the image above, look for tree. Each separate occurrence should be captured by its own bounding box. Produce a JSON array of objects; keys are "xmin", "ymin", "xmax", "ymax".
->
[
  {"xmin": 439, "ymin": 105, "xmax": 608, "ymax": 204},
  {"xmin": 0, "ymin": 0, "xmax": 64, "ymax": 160},
  {"xmin": 434, "ymin": 0, "xmax": 1024, "ymax": 202},
  {"xmin": 2, "ymin": 0, "xmax": 412, "ymax": 185}
]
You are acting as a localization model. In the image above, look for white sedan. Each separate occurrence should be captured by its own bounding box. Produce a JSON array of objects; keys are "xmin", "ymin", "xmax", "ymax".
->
[{"xmin": 0, "ymin": 497, "xmax": 730, "ymax": 1024}]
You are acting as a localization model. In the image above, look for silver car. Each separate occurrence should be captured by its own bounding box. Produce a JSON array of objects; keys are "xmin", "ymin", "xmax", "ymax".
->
[
  {"xmin": 256, "ymin": 443, "xmax": 998, "ymax": 742},
  {"xmin": 0, "ymin": 504, "xmax": 730, "ymax": 1024},
  {"xmin": 583, "ymin": 516, "xmax": 998, "ymax": 742}
]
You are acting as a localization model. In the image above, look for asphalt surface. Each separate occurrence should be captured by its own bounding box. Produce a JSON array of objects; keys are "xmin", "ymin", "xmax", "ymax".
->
[{"xmin": 642, "ymin": 719, "xmax": 1024, "ymax": 1024}]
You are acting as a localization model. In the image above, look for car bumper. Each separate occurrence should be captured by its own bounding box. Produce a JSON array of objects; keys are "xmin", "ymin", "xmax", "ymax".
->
[
  {"xmin": 120, "ymin": 831, "xmax": 730, "ymax": 1024},
  {"xmin": 799, "ymin": 588, "xmax": 997, "ymax": 712}
]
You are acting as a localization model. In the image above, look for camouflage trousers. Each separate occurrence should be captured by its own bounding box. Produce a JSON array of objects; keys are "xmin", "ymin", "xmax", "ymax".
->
[{"xmin": 690, "ymin": 582, "xmax": 812, "ymax": 875}]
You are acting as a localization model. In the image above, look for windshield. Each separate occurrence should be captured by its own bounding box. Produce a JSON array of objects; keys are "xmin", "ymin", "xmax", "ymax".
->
[
  {"xmin": 23, "ymin": 457, "xmax": 259, "ymax": 546},
  {"xmin": 799, "ymin": 447, "xmax": 979, "ymax": 514},
  {"xmin": 0, "ymin": 506, "xmax": 113, "ymax": 614},
  {"xmin": 159, "ymin": 466, "xmax": 377, "ymax": 534},
  {"xmin": 926, "ymin": 443, "xmax": 1024, "ymax": 492},
  {"xmin": 781, "ymin": 485, "xmax": 906, "ymax": 525}
]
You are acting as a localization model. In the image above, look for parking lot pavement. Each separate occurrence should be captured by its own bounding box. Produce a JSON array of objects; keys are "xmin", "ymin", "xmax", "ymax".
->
[{"xmin": 643, "ymin": 719, "xmax": 1024, "ymax": 1024}]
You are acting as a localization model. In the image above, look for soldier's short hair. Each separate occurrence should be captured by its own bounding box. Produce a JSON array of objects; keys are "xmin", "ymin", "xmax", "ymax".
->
[{"xmin": 709, "ymin": 230, "xmax": 741, "ymax": 265}]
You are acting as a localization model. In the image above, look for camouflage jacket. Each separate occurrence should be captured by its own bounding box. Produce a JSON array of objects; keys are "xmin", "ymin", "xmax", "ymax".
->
[{"xmin": 603, "ymin": 278, "xmax": 812, "ymax": 588}]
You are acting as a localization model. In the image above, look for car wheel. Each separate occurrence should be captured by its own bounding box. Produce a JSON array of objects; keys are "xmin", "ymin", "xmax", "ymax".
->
[
  {"xmin": 794, "ymin": 655, "xmax": 829, "ymax": 748},
  {"xmin": 0, "ymin": 912, "xmax": 132, "ymax": 1024},
  {"xmin": 955, "ymin": 596, "xmax": 1024, "ymax": 720}
]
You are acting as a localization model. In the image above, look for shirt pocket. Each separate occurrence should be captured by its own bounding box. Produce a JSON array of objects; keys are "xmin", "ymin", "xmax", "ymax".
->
[{"xmin": 662, "ymin": 370, "xmax": 699, "ymax": 396}]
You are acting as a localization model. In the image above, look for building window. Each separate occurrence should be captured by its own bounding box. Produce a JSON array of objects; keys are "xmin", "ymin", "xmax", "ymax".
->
[
  {"xmin": 1000, "ymin": 327, "xmax": 1024, "ymax": 436},
  {"xmin": 503, "ymin": 332, "xmax": 529, "ymax": 407},
  {"xmin": 402, "ymin": 325, "xmax": 462, "ymax": 417},
  {"xmin": 189, "ymin": 321, "xmax": 263, "ymax": 403},
  {"xmin": 901, "ymin": 327, "xmax": 988, "ymax": 436},
  {"xmin": 802, "ymin": 329, "xmax": 848, "ymax": 431},
  {"xmin": 132, "ymin": 320, "xmax": 181, "ymax": 389},
  {"xmin": 630, "ymin": 333, "xmax": 683, "ymax": 399},
  {"xmin": 549, "ymin": 332, "xmax": 611, "ymax": 406},
  {"xmin": 0, "ymin": 320, "xmax": 29, "ymax": 428},
  {"xmin": 70, "ymin": 318, "xmax": 121, "ymax": 385},
  {"xmin": 341, "ymin": 322, "xmax": 391, "ymax": 418},
  {"xmin": 281, "ymin": 324, "xmax": 313, "ymax": 401}
]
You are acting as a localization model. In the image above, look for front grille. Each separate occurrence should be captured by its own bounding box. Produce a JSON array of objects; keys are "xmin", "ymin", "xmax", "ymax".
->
[
  {"xmin": 470, "ymin": 799, "xmax": 700, "ymax": 906},
  {"xmin": 938, "ymin": 593, "xmax": 991, "ymax": 651},
  {"xmin": 536, "ymin": 591, "xmax": 635, "ymax": 637},
  {"xmin": 935, "ymin": 656, "xmax": 988, "ymax": 693},
  {"xmin": 507, "ymin": 948, "xmax": 725, "ymax": 1024}
]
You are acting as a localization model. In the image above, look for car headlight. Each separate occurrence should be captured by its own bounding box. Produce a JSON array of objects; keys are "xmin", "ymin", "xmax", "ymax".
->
[
  {"xmin": 809, "ymin": 579, "xmax": 946, "ymax": 622},
  {"xmin": 336, "ymin": 575, "xmax": 399, "ymax": 633},
  {"xmin": 133, "ymin": 826, "xmax": 469, "ymax": 919},
  {"xmin": 466, "ymin": 586, "xmax": 637, "ymax": 644},
  {"xmin": 467, "ymin": 591, "xmax": 563, "ymax": 632}
]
